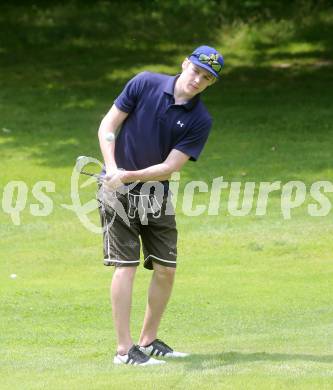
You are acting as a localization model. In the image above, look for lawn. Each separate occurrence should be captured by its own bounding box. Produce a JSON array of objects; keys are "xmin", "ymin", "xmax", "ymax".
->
[{"xmin": 1, "ymin": 3, "xmax": 333, "ymax": 389}]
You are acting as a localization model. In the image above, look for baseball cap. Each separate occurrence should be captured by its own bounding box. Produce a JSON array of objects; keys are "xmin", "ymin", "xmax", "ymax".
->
[{"xmin": 189, "ymin": 45, "xmax": 224, "ymax": 78}]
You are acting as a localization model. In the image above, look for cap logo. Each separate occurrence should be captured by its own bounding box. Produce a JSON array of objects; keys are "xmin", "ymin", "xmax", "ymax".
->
[
  {"xmin": 202, "ymin": 53, "xmax": 220, "ymax": 66},
  {"xmin": 192, "ymin": 51, "xmax": 223, "ymax": 74}
]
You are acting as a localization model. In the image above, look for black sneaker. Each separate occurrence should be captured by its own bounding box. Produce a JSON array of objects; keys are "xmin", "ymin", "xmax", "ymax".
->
[
  {"xmin": 113, "ymin": 345, "xmax": 165, "ymax": 366},
  {"xmin": 139, "ymin": 339, "xmax": 189, "ymax": 358}
]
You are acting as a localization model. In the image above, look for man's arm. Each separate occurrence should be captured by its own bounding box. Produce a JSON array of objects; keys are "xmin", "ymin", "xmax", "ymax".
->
[
  {"xmin": 98, "ymin": 104, "xmax": 128, "ymax": 175},
  {"xmin": 124, "ymin": 149, "xmax": 190, "ymax": 182},
  {"xmin": 105, "ymin": 149, "xmax": 190, "ymax": 190}
]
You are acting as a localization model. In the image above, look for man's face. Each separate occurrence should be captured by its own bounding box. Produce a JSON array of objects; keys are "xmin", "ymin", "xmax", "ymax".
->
[{"xmin": 180, "ymin": 59, "xmax": 216, "ymax": 98}]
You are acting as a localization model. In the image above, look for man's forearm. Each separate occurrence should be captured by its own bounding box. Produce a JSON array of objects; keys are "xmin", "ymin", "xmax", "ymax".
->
[
  {"xmin": 121, "ymin": 163, "xmax": 172, "ymax": 183},
  {"xmin": 98, "ymin": 105, "xmax": 129, "ymax": 173},
  {"xmin": 119, "ymin": 149, "xmax": 190, "ymax": 183},
  {"xmin": 104, "ymin": 149, "xmax": 190, "ymax": 191},
  {"xmin": 98, "ymin": 122, "xmax": 117, "ymax": 173}
]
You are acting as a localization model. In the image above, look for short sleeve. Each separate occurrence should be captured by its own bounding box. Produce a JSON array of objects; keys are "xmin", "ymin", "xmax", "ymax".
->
[
  {"xmin": 173, "ymin": 116, "xmax": 212, "ymax": 161},
  {"xmin": 114, "ymin": 73, "xmax": 145, "ymax": 113}
]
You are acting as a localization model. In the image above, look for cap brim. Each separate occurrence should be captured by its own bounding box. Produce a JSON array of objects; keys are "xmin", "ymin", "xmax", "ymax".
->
[{"xmin": 189, "ymin": 56, "xmax": 220, "ymax": 79}]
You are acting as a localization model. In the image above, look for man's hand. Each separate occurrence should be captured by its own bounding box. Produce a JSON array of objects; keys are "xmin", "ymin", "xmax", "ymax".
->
[{"xmin": 104, "ymin": 169, "xmax": 126, "ymax": 191}]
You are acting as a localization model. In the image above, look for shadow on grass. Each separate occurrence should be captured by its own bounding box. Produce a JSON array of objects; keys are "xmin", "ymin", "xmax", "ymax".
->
[
  {"xmin": 182, "ymin": 351, "xmax": 333, "ymax": 370},
  {"xmin": 0, "ymin": 3, "xmax": 332, "ymax": 176},
  {"xmin": 0, "ymin": 62, "xmax": 332, "ymax": 182}
]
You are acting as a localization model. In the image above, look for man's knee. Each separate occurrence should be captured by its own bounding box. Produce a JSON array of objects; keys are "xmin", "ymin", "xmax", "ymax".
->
[
  {"xmin": 113, "ymin": 266, "xmax": 137, "ymax": 280},
  {"xmin": 153, "ymin": 262, "xmax": 176, "ymax": 282}
]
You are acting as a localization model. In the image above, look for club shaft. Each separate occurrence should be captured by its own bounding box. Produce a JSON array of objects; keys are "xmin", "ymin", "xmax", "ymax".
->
[{"xmin": 80, "ymin": 170, "xmax": 104, "ymax": 181}]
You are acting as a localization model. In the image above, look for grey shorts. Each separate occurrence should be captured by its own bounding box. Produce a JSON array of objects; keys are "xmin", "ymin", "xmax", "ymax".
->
[{"xmin": 97, "ymin": 185, "xmax": 177, "ymax": 270}]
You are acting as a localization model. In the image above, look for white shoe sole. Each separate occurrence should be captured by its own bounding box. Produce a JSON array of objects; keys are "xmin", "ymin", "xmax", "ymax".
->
[
  {"xmin": 164, "ymin": 352, "xmax": 189, "ymax": 358},
  {"xmin": 140, "ymin": 348, "xmax": 189, "ymax": 358},
  {"xmin": 113, "ymin": 356, "xmax": 166, "ymax": 366}
]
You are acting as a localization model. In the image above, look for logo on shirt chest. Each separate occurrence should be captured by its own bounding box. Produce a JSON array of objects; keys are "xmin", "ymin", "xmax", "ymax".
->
[{"xmin": 176, "ymin": 120, "xmax": 185, "ymax": 128}]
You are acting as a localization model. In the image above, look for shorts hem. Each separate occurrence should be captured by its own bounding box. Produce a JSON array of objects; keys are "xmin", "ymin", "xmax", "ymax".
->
[
  {"xmin": 103, "ymin": 258, "xmax": 140, "ymax": 267},
  {"xmin": 144, "ymin": 254, "xmax": 177, "ymax": 270}
]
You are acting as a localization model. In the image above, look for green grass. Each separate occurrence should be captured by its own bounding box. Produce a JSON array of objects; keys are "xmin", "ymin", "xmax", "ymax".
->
[{"xmin": 1, "ymin": 3, "xmax": 333, "ymax": 389}]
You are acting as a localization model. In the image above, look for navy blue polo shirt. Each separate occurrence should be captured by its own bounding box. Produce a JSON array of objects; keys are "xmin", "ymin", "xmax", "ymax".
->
[{"xmin": 113, "ymin": 71, "xmax": 212, "ymax": 171}]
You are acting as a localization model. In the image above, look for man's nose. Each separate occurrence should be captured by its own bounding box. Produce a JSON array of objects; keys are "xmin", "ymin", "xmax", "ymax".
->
[{"xmin": 194, "ymin": 75, "xmax": 201, "ymax": 84}]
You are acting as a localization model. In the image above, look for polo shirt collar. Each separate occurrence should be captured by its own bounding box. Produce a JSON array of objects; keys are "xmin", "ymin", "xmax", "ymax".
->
[{"xmin": 163, "ymin": 75, "xmax": 200, "ymax": 111}]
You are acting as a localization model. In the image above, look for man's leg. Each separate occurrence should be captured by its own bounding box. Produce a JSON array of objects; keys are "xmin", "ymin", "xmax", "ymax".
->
[
  {"xmin": 111, "ymin": 266, "xmax": 137, "ymax": 355},
  {"xmin": 138, "ymin": 262, "xmax": 176, "ymax": 346}
]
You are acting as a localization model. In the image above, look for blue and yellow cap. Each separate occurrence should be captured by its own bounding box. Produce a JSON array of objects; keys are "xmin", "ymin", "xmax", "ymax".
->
[{"xmin": 189, "ymin": 45, "xmax": 224, "ymax": 78}]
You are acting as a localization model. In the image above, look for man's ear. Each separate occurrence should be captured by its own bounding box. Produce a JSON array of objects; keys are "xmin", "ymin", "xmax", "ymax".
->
[
  {"xmin": 209, "ymin": 77, "xmax": 218, "ymax": 86},
  {"xmin": 182, "ymin": 58, "xmax": 190, "ymax": 71}
]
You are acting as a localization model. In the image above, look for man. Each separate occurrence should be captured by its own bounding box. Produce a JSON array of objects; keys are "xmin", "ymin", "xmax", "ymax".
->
[{"xmin": 97, "ymin": 45, "xmax": 224, "ymax": 365}]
